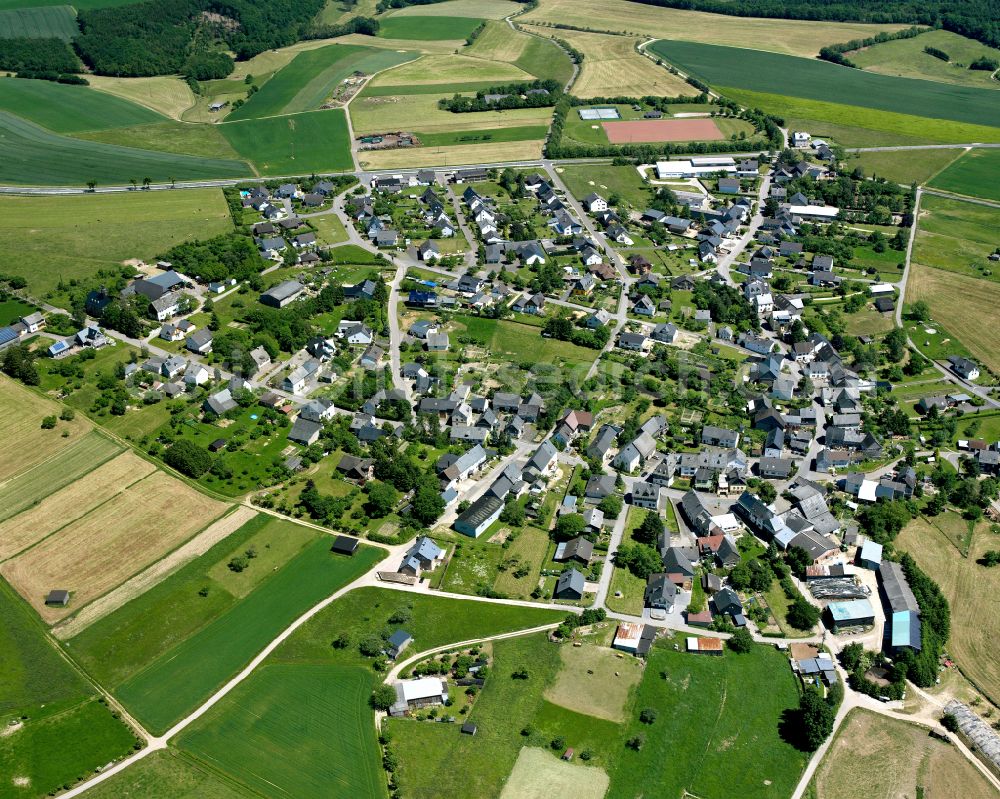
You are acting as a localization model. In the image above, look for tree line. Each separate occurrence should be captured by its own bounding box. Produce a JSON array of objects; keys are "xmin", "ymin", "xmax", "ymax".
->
[{"xmin": 438, "ymin": 79, "xmax": 563, "ymax": 113}]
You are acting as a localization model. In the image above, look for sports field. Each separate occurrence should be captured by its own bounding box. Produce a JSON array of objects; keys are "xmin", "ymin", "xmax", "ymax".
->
[
  {"xmin": 0, "ymin": 78, "xmax": 163, "ymax": 133},
  {"xmin": 927, "ymin": 148, "xmax": 1000, "ymax": 202},
  {"xmin": 813, "ymin": 708, "xmax": 996, "ymax": 798},
  {"xmin": 0, "ymin": 450, "xmax": 152, "ymax": 562},
  {"xmin": 0, "ymin": 377, "xmax": 92, "ymax": 481},
  {"xmin": 603, "ymin": 117, "xmax": 722, "ymax": 143},
  {"xmin": 521, "ymin": 0, "xmax": 907, "ymax": 57},
  {"xmin": 379, "ymin": 14, "xmax": 484, "ymax": 41},
  {"xmin": 898, "ymin": 517, "xmax": 1000, "ymax": 704},
  {"xmin": 178, "ymin": 664, "xmax": 385, "ymax": 798},
  {"xmin": 851, "ymin": 29, "xmax": 1000, "ymax": 91},
  {"xmin": 0, "ymin": 111, "xmax": 253, "ymax": 186},
  {"xmin": 2, "ymin": 470, "xmax": 228, "ymax": 622},
  {"xmin": 0, "ymin": 188, "xmax": 232, "ymax": 295},
  {"xmin": 500, "ymin": 747, "xmax": 610, "ymax": 799},
  {"xmin": 221, "ymin": 108, "xmax": 353, "ymax": 174},
  {"xmin": 228, "ymin": 44, "xmax": 416, "ymax": 121},
  {"xmin": 721, "ymin": 88, "xmax": 1000, "ymax": 146},
  {"xmin": 650, "ymin": 40, "xmax": 1000, "ymax": 129},
  {"xmin": 544, "ymin": 643, "xmax": 643, "ymax": 722},
  {"xmin": 0, "ymin": 4, "xmax": 76, "ymax": 38}
]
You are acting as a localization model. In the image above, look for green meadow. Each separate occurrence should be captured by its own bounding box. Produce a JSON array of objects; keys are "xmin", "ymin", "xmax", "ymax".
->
[
  {"xmin": 0, "ymin": 4, "xmax": 77, "ymax": 39},
  {"xmin": 220, "ymin": 108, "xmax": 354, "ymax": 174},
  {"xmin": 0, "ymin": 77, "xmax": 163, "ymax": 133},
  {"xmin": 378, "ymin": 15, "xmax": 484, "ymax": 40},
  {"xmin": 928, "ymin": 148, "xmax": 1000, "ymax": 202}
]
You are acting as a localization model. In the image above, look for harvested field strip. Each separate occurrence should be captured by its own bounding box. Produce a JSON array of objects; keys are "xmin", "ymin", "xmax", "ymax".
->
[
  {"xmin": 467, "ymin": 19, "xmax": 527, "ymax": 62},
  {"xmin": 500, "ymin": 747, "xmax": 610, "ymax": 799},
  {"xmin": 0, "ymin": 376, "xmax": 91, "ymax": 481},
  {"xmin": 52, "ymin": 505, "xmax": 259, "ymax": 640},
  {"xmin": 114, "ymin": 541, "xmax": 382, "ymax": 734},
  {"xmin": 651, "ymin": 40, "xmax": 1000, "ymax": 129},
  {"xmin": 0, "ymin": 450, "xmax": 154, "ymax": 562},
  {"xmin": 368, "ymin": 53, "xmax": 530, "ymax": 86},
  {"xmin": 603, "ymin": 117, "xmax": 722, "ymax": 143},
  {"xmin": 0, "ymin": 471, "xmax": 228, "ymax": 623},
  {"xmin": 0, "ymin": 431, "xmax": 120, "ymax": 526}
]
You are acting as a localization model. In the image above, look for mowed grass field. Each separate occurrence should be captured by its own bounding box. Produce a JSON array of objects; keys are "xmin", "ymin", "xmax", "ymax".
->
[
  {"xmin": 80, "ymin": 749, "xmax": 251, "ymax": 799},
  {"xmin": 220, "ymin": 108, "xmax": 353, "ymax": 174},
  {"xmin": 521, "ymin": 0, "xmax": 907, "ymax": 57},
  {"xmin": 0, "ymin": 77, "xmax": 164, "ymax": 133},
  {"xmin": 558, "ymin": 163, "xmax": 653, "ymax": 208},
  {"xmin": 0, "ymin": 431, "xmax": 120, "ymax": 527},
  {"xmin": 851, "ymin": 29, "xmax": 1000, "ymax": 90},
  {"xmin": 897, "ymin": 517, "xmax": 1000, "ymax": 705},
  {"xmin": 360, "ymin": 138, "xmax": 544, "ymax": 168},
  {"xmin": 500, "ymin": 747, "xmax": 610, "ymax": 799},
  {"xmin": 0, "ymin": 111, "xmax": 253, "ymax": 186},
  {"xmin": 722, "ymin": 88, "xmax": 1000, "ymax": 146},
  {"xmin": 844, "ymin": 148, "xmax": 964, "ymax": 185},
  {"xmin": 0, "ymin": 4, "xmax": 76, "ymax": 38},
  {"xmin": 227, "ymin": 44, "xmax": 416, "ymax": 121},
  {"xmin": 86, "ymin": 75, "xmax": 198, "ymax": 120},
  {"xmin": 0, "ymin": 582, "xmax": 137, "ymax": 798},
  {"xmin": 650, "ymin": 40, "xmax": 1000, "ymax": 129},
  {"xmin": 178, "ymin": 664, "xmax": 385, "ymax": 798},
  {"xmin": 379, "ymin": 14, "xmax": 484, "ymax": 40},
  {"xmin": 928, "ymin": 148, "xmax": 1000, "ymax": 202},
  {"xmin": 544, "ymin": 643, "xmax": 643, "ymax": 722},
  {"xmin": 812, "ymin": 708, "xmax": 997, "ymax": 798},
  {"xmin": 530, "ymin": 28, "xmax": 690, "ymax": 97},
  {"xmin": 468, "ymin": 21, "xmax": 574, "ymax": 85},
  {"xmin": 0, "ymin": 377, "xmax": 92, "ymax": 481},
  {"xmin": 0, "ymin": 449, "xmax": 149, "ymax": 562},
  {"xmin": 911, "ymin": 193, "xmax": 1000, "ymax": 286},
  {"xmin": 1, "ymin": 469, "xmax": 228, "ymax": 622},
  {"xmin": 0, "ymin": 189, "xmax": 231, "ymax": 296}
]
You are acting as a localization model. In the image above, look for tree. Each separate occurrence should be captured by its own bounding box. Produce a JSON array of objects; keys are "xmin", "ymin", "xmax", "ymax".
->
[
  {"xmin": 727, "ymin": 627, "xmax": 754, "ymax": 653},
  {"xmin": 364, "ymin": 481, "xmax": 398, "ymax": 518},
  {"xmin": 411, "ymin": 483, "xmax": 445, "ymax": 526},
  {"xmin": 941, "ymin": 712, "xmax": 960, "ymax": 733},
  {"xmin": 614, "ymin": 543, "xmax": 662, "ymax": 579},
  {"xmin": 910, "ymin": 300, "xmax": 931, "ymax": 321},
  {"xmin": 500, "ymin": 499, "xmax": 525, "ymax": 526},
  {"xmin": 371, "ymin": 684, "xmax": 397, "ymax": 711},
  {"xmin": 787, "ymin": 595, "xmax": 820, "ymax": 631},
  {"xmin": 598, "ymin": 494, "xmax": 623, "ymax": 518},
  {"xmin": 633, "ymin": 511, "xmax": 664, "ymax": 545},
  {"xmin": 978, "ymin": 550, "xmax": 1000, "ymax": 567},
  {"xmin": 639, "ymin": 708, "xmax": 658, "ymax": 724},
  {"xmin": 799, "ymin": 688, "xmax": 835, "ymax": 751},
  {"xmin": 163, "ymin": 439, "xmax": 212, "ymax": 478},
  {"xmin": 554, "ymin": 513, "xmax": 586, "ymax": 541},
  {"xmin": 756, "ymin": 481, "xmax": 777, "ymax": 503},
  {"xmin": 40, "ymin": 415, "xmax": 57, "ymax": 429}
]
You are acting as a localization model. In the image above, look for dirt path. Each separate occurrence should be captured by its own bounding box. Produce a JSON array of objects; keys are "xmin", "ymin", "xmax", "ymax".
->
[{"xmin": 52, "ymin": 506, "xmax": 256, "ymax": 640}]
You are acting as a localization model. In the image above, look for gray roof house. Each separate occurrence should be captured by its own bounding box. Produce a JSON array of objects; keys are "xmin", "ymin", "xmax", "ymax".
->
[{"xmin": 553, "ymin": 568, "xmax": 586, "ymax": 600}]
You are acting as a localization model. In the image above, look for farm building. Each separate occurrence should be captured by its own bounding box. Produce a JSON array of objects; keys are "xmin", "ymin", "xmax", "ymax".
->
[
  {"xmin": 386, "ymin": 630, "xmax": 413, "ymax": 659},
  {"xmin": 331, "ymin": 536, "xmax": 359, "ymax": 556},
  {"xmin": 686, "ymin": 637, "xmax": 724, "ymax": 656},
  {"xmin": 826, "ymin": 598, "xmax": 875, "ymax": 632},
  {"xmin": 45, "ymin": 589, "xmax": 70, "ymax": 607},
  {"xmin": 260, "ymin": 280, "xmax": 304, "ymax": 308},
  {"xmin": 454, "ymin": 495, "xmax": 503, "ymax": 538},
  {"xmin": 389, "ymin": 678, "xmax": 448, "ymax": 716},
  {"xmin": 613, "ymin": 622, "xmax": 643, "ymax": 653},
  {"xmin": 857, "ymin": 539, "xmax": 883, "ymax": 570}
]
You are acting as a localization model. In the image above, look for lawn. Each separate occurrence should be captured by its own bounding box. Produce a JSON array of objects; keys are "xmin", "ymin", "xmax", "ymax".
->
[
  {"xmin": 651, "ymin": 40, "xmax": 1000, "ymax": 129},
  {"xmin": 606, "ymin": 639, "xmax": 807, "ymax": 798},
  {"xmin": 844, "ymin": 148, "xmax": 964, "ymax": 186},
  {"xmin": 720, "ymin": 89, "xmax": 1000, "ymax": 146},
  {"xmin": 228, "ymin": 44, "xmax": 416, "ymax": 121},
  {"xmin": 0, "ymin": 582, "xmax": 137, "ymax": 798},
  {"xmin": 220, "ymin": 108, "xmax": 353, "ymax": 174},
  {"xmin": 0, "ymin": 188, "xmax": 231, "ymax": 297},
  {"xmin": 557, "ymin": 163, "xmax": 652, "ymax": 209},
  {"xmin": 81, "ymin": 749, "xmax": 251, "ymax": 799},
  {"xmin": 416, "ymin": 124, "xmax": 550, "ymax": 146},
  {"xmin": 0, "ymin": 77, "xmax": 164, "ymax": 133},
  {"xmin": 379, "ymin": 14, "xmax": 484, "ymax": 40},
  {"xmin": 897, "ymin": 516, "xmax": 1000, "ymax": 705},
  {"xmin": 0, "ymin": 4, "xmax": 77, "ymax": 39},
  {"xmin": 928, "ymin": 148, "xmax": 1000, "ymax": 202},
  {"xmin": 0, "ymin": 111, "xmax": 252, "ymax": 186},
  {"xmin": 102, "ymin": 535, "xmax": 383, "ymax": 734},
  {"xmin": 500, "ymin": 746, "xmax": 610, "ymax": 799},
  {"xmin": 178, "ymin": 664, "xmax": 385, "ymax": 798},
  {"xmin": 521, "ymin": 0, "xmax": 907, "ymax": 57},
  {"xmin": 454, "ymin": 315, "xmax": 597, "ymax": 370},
  {"xmin": 491, "ymin": 526, "xmax": 551, "ymax": 598},
  {"xmin": 851, "ymin": 29, "xmax": 1000, "ymax": 91},
  {"xmin": 544, "ymin": 642, "xmax": 644, "ymax": 722},
  {"xmin": 812, "ymin": 708, "xmax": 997, "ymax": 798}
]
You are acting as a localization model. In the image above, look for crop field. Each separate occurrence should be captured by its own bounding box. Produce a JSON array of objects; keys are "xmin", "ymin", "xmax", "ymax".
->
[
  {"xmin": 111, "ymin": 538, "xmax": 382, "ymax": 734},
  {"xmin": 0, "ymin": 78, "xmax": 164, "ymax": 133},
  {"xmin": 0, "ymin": 582, "xmax": 136, "ymax": 798},
  {"xmin": 74, "ymin": 120, "xmax": 245, "ymax": 160},
  {"xmin": 82, "ymin": 749, "xmax": 250, "ymax": 799},
  {"xmin": 220, "ymin": 108, "xmax": 353, "ymax": 174},
  {"xmin": 927, "ymin": 148, "xmax": 1000, "ymax": 202},
  {"xmin": 521, "ymin": 0, "xmax": 907, "ymax": 57},
  {"xmin": 898, "ymin": 517, "xmax": 1000, "ymax": 705},
  {"xmin": 0, "ymin": 111, "xmax": 253, "ymax": 186},
  {"xmin": 650, "ymin": 41, "xmax": 1000, "ymax": 130},
  {"xmin": 388, "ymin": 0, "xmax": 519, "ymax": 17},
  {"xmin": 352, "ymin": 91, "xmax": 551, "ymax": 134},
  {"xmin": 544, "ymin": 643, "xmax": 644, "ymax": 722},
  {"xmin": 721, "ymin": 88, "xmax": 1000, "ymax": 146},
  {"xmin": 228, "ymin": 44, "xmax": 416, "ymax": 121},
  {"xmin": 500, "ymin": 747, "xmax": 610, "ymax": 799},
  {"xmin": 379, "ymin": 14, "xmax": 484, "ymax": 41},
  {"xmin": 178, "ymin": 664, "xmax": 384, "ymax": 798},
  {"xmin": 606, "ymin": 641, "xmax": 806, "ymax": 798},
  {"xmin": 369, "ymin": 53, "xmax": 531, "ymax": 86},
  {"xmin": 0, "ymin": 0, "xmax": 134, "ymax": 8},
  {"xmin": 0, "ymin": 189, "xmax": 231, "ymax": 296},
  {"xmin": 531, "ymin": 28, "xmax": 691, "ymax": 97},
  {"xmin": 86, "ymin": 76, "xmax": 198, "ymax": 120},
  {"xmin": 416, "ymin": 124, "xmax": 549, "ymax": 146},
  {"xmin": 813, "ymin": 708, "xmax": 996, "ymax": 798},
  {"xmin": 0, "ymin": 431, "xmax": 119, "ymax": 527},
  {"xmin": 468, "ymin": 19, "xmax": 528, "ymax": 62},
  {"xmin": 844, "ymin": 148, "xmax": 964, "ymax": 185},
  {"xmin": 0, "ymin": 4, "xmax": 76, "ymax": 38},
  {"xmin": 0, "ymin": 377, "xmax": 92, "ymax": 481},
  {"xmin": 851, "ymin": 29, "xmax": 1000, "ymax": 90},
  {"xmin": 0, "ymin": 450, "xmax": 153, "ymax": 562},
  {"xmin": 1, "ymin": 470, "xmax": 227, "ymax": 622}
]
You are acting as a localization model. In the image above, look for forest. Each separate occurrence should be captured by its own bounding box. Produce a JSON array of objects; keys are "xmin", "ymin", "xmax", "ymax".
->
[{"xmin": 627, "ymin": 0, "xmax": 1000, "ymax": 49}]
